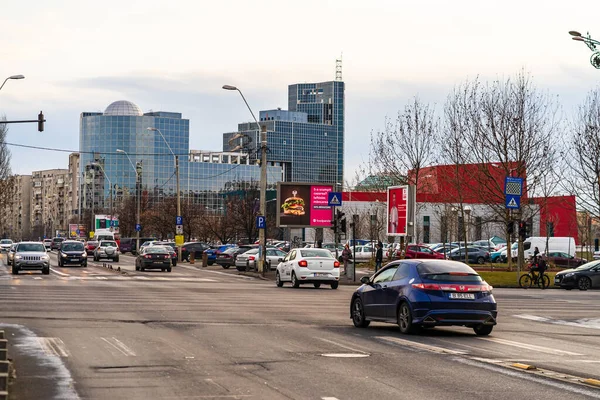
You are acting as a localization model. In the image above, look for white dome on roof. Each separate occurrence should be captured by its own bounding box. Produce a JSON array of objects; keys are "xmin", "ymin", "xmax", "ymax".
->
[{"xmin": 104, "ymin": 100, "xmax": 143, "ymax": 116}]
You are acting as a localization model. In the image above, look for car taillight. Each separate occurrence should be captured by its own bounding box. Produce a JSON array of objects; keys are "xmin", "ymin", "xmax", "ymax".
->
[
  {"xmin": 334, "ymin": 261, "xmax": 340, "ymax": 268},
  {"xmin": 412, "ymin": 283, "xmax": 441, "ymax": 290},
  {"xmin": 164, "ymin": 255, "xmax": 169, "ymax": 259},
  {"xmin": 144, "ymin": 255, "xmax": 151, "ymax": 259},
  {"xmin": 298, "ymin": 260, "xmax": 308, "ymax": 267},
  {"xmin": 248, "ymin": 256, "xmax": 255, "ymax": 261}
]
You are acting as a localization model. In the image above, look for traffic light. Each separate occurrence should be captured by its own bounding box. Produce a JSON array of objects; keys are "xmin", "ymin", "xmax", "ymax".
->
[
  {"xmin": 518, "ymin": 220, "xmax": 526, "ymax": 241},
  {"xmin": 37, "ymin": 111, "xmax": 44, "ymax": 132},
  {"xmin": 507, "ymin": 220, "xmax": 514, "ymax": 235},
  {"xmin": 340, "ymin": 218, "xmax": 347, "ymax": 234},
  {"xmin": 336, "ymin": 210, "xmax": 346, "ymax": 234}
]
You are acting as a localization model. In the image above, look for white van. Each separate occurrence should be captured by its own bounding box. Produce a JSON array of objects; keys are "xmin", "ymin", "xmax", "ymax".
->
[
  {"xmin": 93, "ymin": 229, "xmax": 115, "ymax": 241},
  {"xmin": 510, "ymin": 237, "xmax": 576, "ymax": 259}
]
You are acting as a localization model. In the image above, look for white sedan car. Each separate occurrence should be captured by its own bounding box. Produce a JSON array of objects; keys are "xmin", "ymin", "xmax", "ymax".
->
[{"xmin": 276, "ymin": 248, "xmax": 340, "ymax": 289}]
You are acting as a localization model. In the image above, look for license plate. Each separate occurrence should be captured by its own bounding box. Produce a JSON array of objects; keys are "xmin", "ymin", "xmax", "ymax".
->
[
  {"xmin": 71, "ymin": 259, "xmax": 79, "ymax": 262},
  {"xmin": 314, "ymin": 272, "xmax": 328, "ymax": 277},
  {"xmin": 554, "ymin": 278, "xmax": 560, "ymax": 283},
  {"xmin": 449, "ymin": 293, "xmax": 475, "ymax": 300}
]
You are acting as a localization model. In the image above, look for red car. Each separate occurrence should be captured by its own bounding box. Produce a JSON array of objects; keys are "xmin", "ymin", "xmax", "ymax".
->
[
  {"xmin": 390, "ymin": 244, "xmax": 445, "ymax": 260},
  {"xmin": 86, "ymin": 240, "xmax": 99, "ymax": 255}
]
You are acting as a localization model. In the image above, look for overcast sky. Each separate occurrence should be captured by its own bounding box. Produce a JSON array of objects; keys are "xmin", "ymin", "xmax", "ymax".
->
[{"xmin": 1, "ymin": 0, "xmax": 598, "ymax": 180}]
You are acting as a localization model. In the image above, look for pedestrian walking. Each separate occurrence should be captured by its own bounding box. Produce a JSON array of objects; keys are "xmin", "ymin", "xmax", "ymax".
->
[
  {"xmin": 342, "ymin": 243, "xmax": 352, "ymax": 276},
  {"xmin": 375, "ymin": 242, "xmax": 383, "ymax": 272}
]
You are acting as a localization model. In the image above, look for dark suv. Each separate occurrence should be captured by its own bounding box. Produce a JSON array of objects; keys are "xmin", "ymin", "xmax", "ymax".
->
[
  {"xmin": 51, "ymin": 237, "xmax": 65, "ymax": 251},
  {"xmin": 58, "ymin": 240, "xmax": 88, "ymax": 267}
]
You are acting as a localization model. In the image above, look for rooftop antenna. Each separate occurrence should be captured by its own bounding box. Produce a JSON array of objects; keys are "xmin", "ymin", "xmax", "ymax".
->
[{"xmin": 335, "ymin": 54, "xmax": 343, "ymax": 81}]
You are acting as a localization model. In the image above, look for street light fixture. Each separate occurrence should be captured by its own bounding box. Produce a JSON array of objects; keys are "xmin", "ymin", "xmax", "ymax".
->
[
  {"xmin": 117, "ymin": 149, "xmax": 142, "ymax": 253},
  {"xmin": 0, "ymin": 74, "xmax": 25, "ymax": 92},
  {"xmin": 146, "ymin": 127, "xmax": 182, "ymax": 262},
  {"xmin": 569, "ymin": 30, "xmax": 600, "ymax": 69},
  {"xmin": 223, "ymin": 84, "xmax": 268, "ymax": 274}
]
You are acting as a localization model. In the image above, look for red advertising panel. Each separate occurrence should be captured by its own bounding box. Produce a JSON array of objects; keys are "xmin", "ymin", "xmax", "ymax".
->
[
  {"xmin": 387, "ymin": 186, "xmax": 408, "ymax": 236},
  {"xmin": 277, "ymin": 182, "xmax": 333, "ymax": 228}
]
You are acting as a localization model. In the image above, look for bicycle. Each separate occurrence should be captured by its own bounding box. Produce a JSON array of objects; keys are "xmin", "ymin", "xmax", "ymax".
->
[{"xmin": 519, "ymin": 266, "xmax": 550, "ymax": 289}]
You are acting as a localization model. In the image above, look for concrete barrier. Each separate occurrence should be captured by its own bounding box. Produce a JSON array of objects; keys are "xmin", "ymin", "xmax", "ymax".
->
[{"xmin": 0, "ymin": 330, "xmax": 7, "ymax": 400}]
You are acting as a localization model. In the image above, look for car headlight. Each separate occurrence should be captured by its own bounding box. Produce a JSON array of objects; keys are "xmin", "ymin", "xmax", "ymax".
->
[
  {"xmin": 81, "ymin": 252, "xmax": 87, "ymax": 257},
  {"xmin": 41, "ymin": 255, "xmax": 50, "ymax": 261},
  {"xmin": 565, "ymin": 272, "xmax": 575, "ymax": 277},
  {"xmin": 15, "ymin": 255, "xmax": 22, "ymax": 260},
  {"xmin": 61, "ymin": 253, "xmax": 67, "ymax": 258}
]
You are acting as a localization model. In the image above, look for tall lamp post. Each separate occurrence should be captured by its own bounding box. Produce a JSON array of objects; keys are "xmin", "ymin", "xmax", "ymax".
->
[
  {"xmin": 569, "ymin": 31, "xmax": 600, "ymax": 69},
  {"xmin": 147, "ymin": 127, "xmax": 181, "ymax": 262},
  {"xmin": 222, "ymin": 84, "xmax": 268, "ymax": 274},
  {"xmin": 91, "ymin": 163, "xmax": 113, "ymax": 227},
  {"xmin": 0, "ymin": 75, "xmax": 24, "ymax": 92},
  {"xmin": 117, "ymin": 149, "xmax": 142, "ymax": 253}
]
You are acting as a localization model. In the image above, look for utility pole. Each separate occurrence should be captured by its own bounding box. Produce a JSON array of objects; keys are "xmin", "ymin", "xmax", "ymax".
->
[
  {"xmin": 136, "ymin": 161, "xmax": 142, "ymax": 254},
  {"xmin": 258, "ymin": 125, "xmax": 267, "ymax": 275},
  {"xmin": 175, "ymin": 155, "xmax": 181, "ymax": 262}
]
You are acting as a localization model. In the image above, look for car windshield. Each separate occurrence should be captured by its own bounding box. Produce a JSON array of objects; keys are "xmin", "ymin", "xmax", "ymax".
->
[
  {"xmin": 417, "ymin": 261, "xmax": 483, "ymax": 282},
  {"xmin": 101, "ymin": 242, "xmax": 117, "ymax": 247},
  {"xmin": 574, "ymin": 260, "xmax": 600, "ymax": 271},
  {"xmin": 17, "ymin": 243, "xmax": 46, "ymax": 252},
  {"xmin": 146, "ymin": 247, "xmax": 168, "ymax": 254},
  {"xmin": 1, "ymin": 239, "xmax": 12, "ymax": 244},
  {"xmin": 62, "ymin": 243, "xmax": 84, "ymax": 251},
  {"xmin": 299, "ymin": 249, "xmax": 334, "ymax": 258}
]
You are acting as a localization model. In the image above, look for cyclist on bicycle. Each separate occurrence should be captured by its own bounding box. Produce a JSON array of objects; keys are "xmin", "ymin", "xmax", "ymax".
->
[{"xmin": 530, "ymin": 254, "xmax": 547, "ymax": 283}]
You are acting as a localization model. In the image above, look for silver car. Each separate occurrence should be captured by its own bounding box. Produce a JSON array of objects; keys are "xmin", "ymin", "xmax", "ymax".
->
[
  {"xmin": 235, "ymin": 248, "xmax": 287, "ymax": 271},
  {"xmin": 12, "ymin": 242, "xmax": 50, "ymax": 275},
  {"xmin": 0, "ymin": 239, "xmax": 13, "ymax": 253},
  {"xmin": 93, "ymin": 240, "xmax": 120, "ymax": 262},
  {"xmin": 7, "ymin": 243, "xmax": 17, "ymax": 266}
]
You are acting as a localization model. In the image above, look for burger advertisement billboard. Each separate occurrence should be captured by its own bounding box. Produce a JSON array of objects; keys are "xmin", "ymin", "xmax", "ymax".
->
[{"xmin": 277, "ymin": 182, "xmax": 333, "ymax": 228}]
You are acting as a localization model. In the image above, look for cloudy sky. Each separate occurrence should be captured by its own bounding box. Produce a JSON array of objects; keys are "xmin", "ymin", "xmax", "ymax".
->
[{"xmin": 1, "ymin": 0, "xmax": 598, "ymax": 179}]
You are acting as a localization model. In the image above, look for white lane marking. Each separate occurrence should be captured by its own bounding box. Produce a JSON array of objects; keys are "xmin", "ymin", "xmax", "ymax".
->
[
  {"xmin": 100, "ymin": 337, "xmax": 136, "ymax": 356},
  {"xmin": 514, "ymin": 314, "xmax": 549, "ymax": 322},
  {"xmin": 95, "ymin": 276, "xmax": 108, "ymax": 280},
  {"xmin": 515, "ymin": 314, "xmax": 600, "ymax": 331},
  {"xmin": 50, "ymin": 268, "xmax": 70, "ymax": 276},
  {"xmin": 321, "ymin": 353, "xmax": 369, "ymax": 358},
  {"xmin": 192, "ymin": 268, "xmax": 254, "ymax": 279},
  {"xmin": 376, "ymin": 336, "xmax": 467, "ymax": 355},
  {"xmin": 33, "ymin": 277, "xmax": 42, "ymax": 280},
  {"xmin": 38, "ymin": 337, "xmax": 70, "ymax": 357},
  {"xmin": 317, "ymin": 337, "xmax": 369, "ymax": 354},
  {"xmin": 478, "ymin": 337, "xmax": 582, "ymax": 356},
  {"xmin": 322, "ymin": 397, "xmax": 341, "ymax": 400}
]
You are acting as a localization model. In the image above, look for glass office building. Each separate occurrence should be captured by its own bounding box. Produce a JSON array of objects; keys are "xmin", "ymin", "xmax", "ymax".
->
[
  {"xmin": 223, "ymin": 80, "xmax": 344, "ymax": 185},
  {"xmin": 80, "ymin": 100, "xmax": 282, "ymax": 215}
]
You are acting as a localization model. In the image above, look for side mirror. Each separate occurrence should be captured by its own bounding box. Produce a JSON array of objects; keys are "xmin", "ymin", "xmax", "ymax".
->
[
  {"xmin": 360, "ymin": 276, "xmax": 371, "ymax": 284},
  {"xmin": 278, "ymin": 258, "xmax": 283, "ymax": 262}
]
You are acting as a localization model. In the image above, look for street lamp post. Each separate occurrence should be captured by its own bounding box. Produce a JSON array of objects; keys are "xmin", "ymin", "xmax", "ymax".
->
[
  {"xmin": 117, "ymin": 149, "xmax": 142, "ymax": 254},
  {"xmin": 147, "ymin": 127, "xmax": 181, "ymax": 262},
  {"xmin": 569, "ymin": 31, "xmax": 600, "ymax": 69},
  {"xmin": 91, "ymin": 163, "xmax": 113, "ymax": 227},
  {"xmin": 0, "ymin": 75, "xmax": 25, "ymax": 92},
  {"xmin": 223, "ymin": 84, "xmax": 268, "ymax": 274}
]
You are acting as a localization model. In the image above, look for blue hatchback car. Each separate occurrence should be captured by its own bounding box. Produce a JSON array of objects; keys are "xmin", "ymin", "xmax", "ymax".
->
[{"xmin": 350, "ymin": 259, "xmax": 497, "ymax": 335}]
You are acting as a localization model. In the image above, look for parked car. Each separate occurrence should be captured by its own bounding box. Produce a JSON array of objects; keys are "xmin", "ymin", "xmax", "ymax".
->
[
  {"xmin": 490, "ymin": 248, "xmax": 505, "ymax": 262},
  {"xmin": 405, "ymin": 245, "xmax": 445, "ymax": 260},
  {"xmin": 135, "ymin": 246, "xmax": 172, "ymax": 272},
  {"xmin": 275, "ymin": 248, "xmax": 340, "ymax": 289},
  {"xmin": 119, "ymin": 238, "xmax": 135, "ymax": 254},
  {"xmin": 235, "ymin": 248, "xmax": 287, "ymax": 271},
  {"xmin": 349, "ymin": 259, "xmax": 497, "ymax": 335},
  {"xmin": 58, "ymin": 240, "xmax": 88, "ymax": 267},
  {"xmin": 554, "ymin": 260, "xmax": 600, "ymax": 290},
  {"xmin": 180, "ymin": 242, "xmax": 212, "ymax": 263},
  {"xmin": 216, "ymin": 246, "xmax": 239, "ymax": 269},
  {"xmin": 544, "ymin": 252, "xmax": 586, "ymax": 268},
  {"xmin": 352, "ymin": 245, "xmax": 376, "ymax": 262},
  {"xmin": 430, "ymin": 244, "xmax": 459, "ymax": 256},
  {"xmin": 43, "ymin": 239, "xmax": 52, "ymax": 250},
  {"xmin": 0, "ymin": 239, "xmax": 13, "ymax": 252},
  {"xmin": 51, "ymin": 237, "xmax": 65, "ymax": 251},
  {"xmin": 12, "ymin": 242, "xmax": 50, "ymax": 275},
  {"xmin": 93, "ymin": 240, "xmax": 120, "ymax": 262},
  {"xmin": 7, "ymin": 243, "xmax": 17, "ymax": 265},
  {"xmin": 447, "ymin": 247, "xmax": 490, "ymax": 264}
]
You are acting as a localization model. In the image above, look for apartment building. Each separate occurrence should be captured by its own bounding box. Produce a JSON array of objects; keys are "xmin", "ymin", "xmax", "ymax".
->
[
  {"xmin": 30, "ymin": 169, "xmax": 73, "ymax": 238},
  {"xmin": 1, "ymin": 175, "xmax": 32, "ymax": 240}
]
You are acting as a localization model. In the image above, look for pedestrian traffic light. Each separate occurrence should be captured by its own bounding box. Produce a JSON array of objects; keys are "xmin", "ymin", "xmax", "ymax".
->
[
  {"xmin": 37, "ymin": 111, "xmax": 45, "ymax": 132},
  {"xmin": 518, "ymin": 220, "xmax": 526, "ymax": 240},
  {"xmin": 507, "ymin": 220, "xmax": 514, "ymax": 235},
  {"xmin": 340, "ymin": 218, "xmax": 347, "ymax": 234}
]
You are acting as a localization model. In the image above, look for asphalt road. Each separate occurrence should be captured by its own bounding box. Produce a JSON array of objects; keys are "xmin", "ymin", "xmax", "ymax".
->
[{"xmin": 1, "ymin": 251, "xmax": 600, "ymax": 400}]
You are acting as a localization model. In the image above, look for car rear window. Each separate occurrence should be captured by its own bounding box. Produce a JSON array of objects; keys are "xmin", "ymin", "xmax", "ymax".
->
[
  {"xmin": 299, "ymin": 249, "xmax": 334, "ymax": 258},
  {"xmin": 101, "ymin": 242, "xmax": 117, "ymax": 247},
  {"xmin": 146, "ymin": 247, "xmax": 168, "ymax": 254},
  {"xmin": 417, "ymin": 261, "xmax": 482, "ymax": 282}
]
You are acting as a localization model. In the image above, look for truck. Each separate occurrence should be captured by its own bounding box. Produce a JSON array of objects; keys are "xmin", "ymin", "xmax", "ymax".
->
[{"xmin": 508, "ymin": 237, "xmax": 576, "ymax": 260}]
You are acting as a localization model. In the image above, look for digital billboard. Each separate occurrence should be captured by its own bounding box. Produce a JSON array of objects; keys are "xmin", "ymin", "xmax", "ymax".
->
[
  {"xmin": 387, "ymin": 185, "xmax": 408, "ymax": 236},
  {"xmin": 277, "ymin": 182, "xmax": 333, "ymax": 228}
]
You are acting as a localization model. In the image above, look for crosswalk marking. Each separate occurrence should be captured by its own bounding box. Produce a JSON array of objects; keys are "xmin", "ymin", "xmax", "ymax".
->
[
  {"xmin": 100, "ymin": 337, "xmax": 136, "ymax": 356},
  {"xmin": 38, "ymin": 337, "xmax": 70, "ymax": 357},
  {"xmin": 478, "ymin": 337, "xmax": 582, "ymax": 356},
  {"xmin": 376, "ymin": 336, "xmax": 467, "ymax": 355}
]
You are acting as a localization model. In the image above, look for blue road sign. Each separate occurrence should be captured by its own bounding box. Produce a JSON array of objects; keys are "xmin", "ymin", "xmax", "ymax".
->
[
  {"xmin": 328, "ymin": 192, "xmax": 342, "ymax": 207},
  {"xmin": 176, "ymin": 216, "xmax": 183, "ymax": 225},
  {"xmin": 505, "ymin": 195, "xmax": 521, "ymax": 209},
  {"xmin": 256, "ymin": 215, "xmax": 266, "ymax": 229},
  {"xmin": 110, "ymin": 220, "xmax": 115, "ymax": 227},
  {"xmin": 135, "ymin": 223, "xmax": 142, "ymax": 232},
  {"xmin": 76, "ymin": 229, "xmax": 80, "ymax": 235},
  {"xmin": 504, "ymin": 177, "xmax": 524, "ymax": 196}
]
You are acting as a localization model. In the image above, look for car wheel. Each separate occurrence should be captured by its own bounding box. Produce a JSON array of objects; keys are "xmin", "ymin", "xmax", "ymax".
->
[
  {"xmin": 167, "ymin": 267, "xmax": 172, "ymax": 272},
  {"xmin": 351, "ymin": 297, "xmax": 370, "ymax": 328},
  {"xmin": 11, "ymin": 266, "xmax": 18, "ymax": 275},
  {"xmin": 577, "ymin": 276, "xmax": 592, "ymax": 291},
  {"xmin": 291, "ymin": 272, "xmax": 300, "ymax": 288},
  {"xmin": 172, "ymin": 260, "xmax": 177, "ymax": 266},
  {"xmin": 313, "ymin": 283, "xmax": 321, "ymax": 289},
  {"xmin": 222, "ymin": 265, "xmax": 230, "ymax": 269},
  {"xmin": 473, "ymin": 324, "xmax": 493, "ymax": 336},
  {"xmin": 42, "ymin": 267, "xmax": 50, "ymax": 275},
  {"xmin": 140, "ymin": 267, "xmax": 145, "ymax": 272},
  {"xmin": 477, "ymin": 256, "xmax": 485, "ymax": 264},
  {"xmin": 276, "ymin": 272, "xmax": 284, "ymax": 287},
  {"xmin": 207, "ymin": 261, "xmax": 214, "ymax": 266},
  {"xmin": 397, "ymin": 302, "xmax": 415, "ymax": 334},
  {"xmin": 330, "ymin": 282, "xmax": 339, "ymax": 290},
  {"xmin": 114, "ymin": 256, "xmax": 119, "ymax": 262}
]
